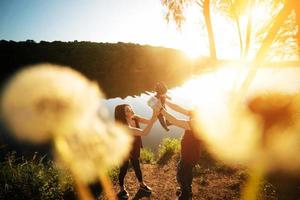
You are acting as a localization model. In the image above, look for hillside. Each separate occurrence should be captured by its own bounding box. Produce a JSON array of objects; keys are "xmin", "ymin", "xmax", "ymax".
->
[{"xmin": 0, "ymin": 40, "xmax": 205, "ymax": 98}]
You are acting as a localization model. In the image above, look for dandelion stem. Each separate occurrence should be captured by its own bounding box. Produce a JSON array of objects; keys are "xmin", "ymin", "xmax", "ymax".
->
[
  {"xmin": 53, "ymin": 136, "xmax": 94, "ymax": 200},
  {"xmin": 99, "ymin": 172, "xmax": 116, "ymax": 200},
  {"xmin": 74, "ymin": 176, "xmax": 94, "ymax": 200},
  {"xmin": 242, "ymin": 165, "xmax": 265, "ymax": 200}
]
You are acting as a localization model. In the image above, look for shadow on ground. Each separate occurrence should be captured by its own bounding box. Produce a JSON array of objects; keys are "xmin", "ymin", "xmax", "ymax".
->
[{"xmin": 132, "ymin": 189, "xmax": 151, "ymax": 200}]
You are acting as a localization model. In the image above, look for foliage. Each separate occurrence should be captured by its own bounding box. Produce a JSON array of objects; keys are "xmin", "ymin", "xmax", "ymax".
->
[
  {"xmin": 107, "ymin": 166, "xmax": 120, "ymax": 182},
  {"xmin": 0, "ymin": 152, "xmax": 74, "ymax": 200},
  {"xmin": 162, "ymin": 0, "xmax": 192, "ymax": 29},
  {"xmin": 140, "ymin": 148, "xmax": 155, "ymax": 164},
  {"xmin": 162, "ymin": 0, "xmax": 217, "ymax": 59},
  {"xmin": 255, "ymin": 1, "xmax": 299, "ymax": 61},
  {"xmin": 0, "ymin": 40, "xmax": 194, "ymax": 99},
  {"xmin": 162, "ymin": 0, "xmax": 300, "ymax": 61},
  {"xmin": 157, "ymin": 138, "xmax": 180, "ymax": 164}
]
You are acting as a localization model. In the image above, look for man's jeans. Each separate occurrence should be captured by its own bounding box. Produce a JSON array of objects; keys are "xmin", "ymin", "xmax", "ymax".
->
[{"xmin": 176, "ymin": 160, "xmax": 194, "ymax": 198}]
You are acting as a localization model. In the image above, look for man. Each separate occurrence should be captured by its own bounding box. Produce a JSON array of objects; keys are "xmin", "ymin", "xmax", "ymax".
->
[{"xmin": 158, "ymin": 99, "xmax": 202, "ymax": 200}]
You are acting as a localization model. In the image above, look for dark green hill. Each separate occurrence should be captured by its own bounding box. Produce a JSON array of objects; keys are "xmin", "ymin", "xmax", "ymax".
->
[{"xmin": 0, "ymin": 40, "xmax": 200, "ymax": 98}]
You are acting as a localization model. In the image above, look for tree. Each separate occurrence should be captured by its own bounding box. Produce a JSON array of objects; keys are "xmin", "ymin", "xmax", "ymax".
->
[
  {"xmin": 294, "ymin": 1, "xmax": 300, "ymax": 55},
  {"xmin": 202, "ymin": 0, "xmax": 217, "ymax": 59},
  {"xmin": 216, "ymin": 0, "xmax": 300, "ymax": 60},
  {"xmin": 162, "ymin": 0, "xmax": 300, "ymax": 61},
  {"xmin": 162, "ymin": 0, "xmax": 217, "ymax": 60},
  {"xmin": 239, "ymin": 0, "xmax": 299, "ymax": 97},
  {"xmin": 216, "ymin": 0, "xmax": 244, "ymax": 58}
]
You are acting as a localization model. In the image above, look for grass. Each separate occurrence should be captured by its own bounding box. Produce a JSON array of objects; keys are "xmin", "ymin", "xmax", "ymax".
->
[
  {"xmin": 1, "ymin": 138, "xmax": 187, "ymax": 199},
  {"xmin": 107, "ymin": 166, "xmax": 120, "ymax": 182},
  {"xmin": 0, "ymin": 152, "xmax": 75, "ymax": 200},
  {"xmin": 157, "ymin": 138, "xmax": 180, "ymax": 165},
  {"xmin": 140, "ymin": 148, "xmax": 155, "ymax": 164}
]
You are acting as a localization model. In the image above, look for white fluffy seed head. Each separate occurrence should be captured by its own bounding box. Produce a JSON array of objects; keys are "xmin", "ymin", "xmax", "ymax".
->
[
  {"xmin": 1, "ymin": 63, "xmax": 133, "ymax": 182},
  {"xmin": 1, "ymin": 64, "xmax": 102, "ymax": 143},
  {"xmin": 175, "ymin": 67, "xmax": 300, "ymax": 171}
]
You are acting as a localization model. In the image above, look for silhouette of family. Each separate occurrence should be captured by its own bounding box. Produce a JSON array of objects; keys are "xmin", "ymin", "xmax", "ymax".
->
[{"xmin": 114, "ymin": 82, "xmax": 201, "ymax": 200}]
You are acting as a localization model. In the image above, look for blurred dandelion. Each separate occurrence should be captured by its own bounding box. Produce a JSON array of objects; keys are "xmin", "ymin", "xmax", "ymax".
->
[
  {"xmin": 1, "ymin": 64, "xmax": 132, "ymax": 200},
  {"xmin": 174, "ymin": 66, "xmax": 300, "ymax": 167},
  {"xmin": 173, "ymin": 66, "xmax": 300, "ymax": 199}
]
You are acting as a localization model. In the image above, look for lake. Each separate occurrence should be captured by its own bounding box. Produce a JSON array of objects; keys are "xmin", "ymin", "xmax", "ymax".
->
[
  {"xmin": 102, "ymin": 65, "xmax": 300, "ymax": 152},
  {"xmin": 102, "ymin": 90, "xmax": 191, "ymax": 152},
  {"xmin": 2, "ymin": 65, "xmax": 300, "ymax": 158}
]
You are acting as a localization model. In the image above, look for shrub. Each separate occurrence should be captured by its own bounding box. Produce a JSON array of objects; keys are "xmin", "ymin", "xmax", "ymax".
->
[
  {"xmin": 157, "ymin": 138, "xmax": 180, "ymax": 164},
  {"xmin": 107, "ymin": 166, "xmax": 120, "ymax": 182},
  {"xmin": 140, "ymin": 148, "xmax": 155, "ymax": 164}
]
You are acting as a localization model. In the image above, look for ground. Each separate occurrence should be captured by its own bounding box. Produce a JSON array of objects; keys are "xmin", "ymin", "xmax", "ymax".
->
[{"xmin": 100, "ymin": 154, "xmax": 278, "ymax": 200}]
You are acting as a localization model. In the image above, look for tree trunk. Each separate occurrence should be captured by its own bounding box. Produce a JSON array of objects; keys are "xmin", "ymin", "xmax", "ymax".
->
[
  {"xmin": 294, "ymin": 0, "xmax": 300, "ymax": 56},
  {"xmin": 203, "ymin": 0, "xmax": 217, "ymax": 60},
  {"xmin": 244, "ymin": 0, "xmax": 255, "ymax": 59},
  {"xmin": 235, "ymin": 16, "xmax": 243, "ymax": 59},
  {"xmin": 228, "ymin": 0, "xmax": 243, "ymax": 59}
]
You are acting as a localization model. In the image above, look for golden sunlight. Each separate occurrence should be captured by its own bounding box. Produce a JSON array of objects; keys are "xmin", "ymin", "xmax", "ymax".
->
[
  {"xmin": 182, "ymin": 45, "xmax": 202, "ymax": 59},
  {"xmin": 251, "ymin": 3, "xmax": 273, "ymax": 24},
  {"xmin": 212, "ymin": 14, "xmax": 242, "ymax": 59},
  {"xmin": 172, "ymin": 66, "xmax": 300, "ymax": 171},
  {"xmin": 169, "ymin": 4, "xmax": 207, "ymax": 59},
  {"xmin": 238, "ymin": 1, "xmax": 276, "ymax": 60},
  {"xmin": 180, "ymin": 6, "xmax": 203, "ymax": 59}
]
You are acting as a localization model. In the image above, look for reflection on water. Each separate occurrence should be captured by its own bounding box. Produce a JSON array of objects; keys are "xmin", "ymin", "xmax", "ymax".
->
[
  {"xmin": 103, "ymin": 66, "xmax": 300, "ymax": 153},
  {"xmin": 3, "ymin": 64, "xmax": 300, "ymax": 157}
]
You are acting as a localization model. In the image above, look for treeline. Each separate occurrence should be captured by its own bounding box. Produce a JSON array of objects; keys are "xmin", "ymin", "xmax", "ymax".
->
[{"xmin": 0, "ymin": 40, "xmax": 204, "ymax": 98}]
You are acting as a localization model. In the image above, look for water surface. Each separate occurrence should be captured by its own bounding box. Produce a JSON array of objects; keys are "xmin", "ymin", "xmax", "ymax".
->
[{"xmin": 103, "ymin": 91, "xmax": 191, "ymax": 152}]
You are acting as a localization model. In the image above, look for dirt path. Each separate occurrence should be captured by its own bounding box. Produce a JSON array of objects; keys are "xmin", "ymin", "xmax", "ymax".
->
[{"xmin": 99, "ymin": 155, "xmax": 277, "ymax": 200}]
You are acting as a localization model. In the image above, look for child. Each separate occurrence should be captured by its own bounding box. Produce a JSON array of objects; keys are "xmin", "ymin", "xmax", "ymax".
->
[{"xmin": 148, "ymin": 82, "xmax": 171, "ymax": 131}]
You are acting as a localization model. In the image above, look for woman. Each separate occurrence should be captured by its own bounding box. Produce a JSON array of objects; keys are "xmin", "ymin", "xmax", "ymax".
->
[{"xmin": 114, "ymin": 104, "xmax": 159, "ymax": 199}]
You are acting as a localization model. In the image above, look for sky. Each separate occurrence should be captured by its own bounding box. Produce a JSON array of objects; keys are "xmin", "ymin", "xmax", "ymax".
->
[{"xmin": 0, "ymin": 0, "xmax": 243, "ymax": 59}]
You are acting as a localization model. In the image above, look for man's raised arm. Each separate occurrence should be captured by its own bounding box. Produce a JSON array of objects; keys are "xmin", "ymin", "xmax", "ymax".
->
[
  {"xmin": 160, "ymin": 108, "xmax": 191, "ymax": 130},
  {"xmin": 165, "ymin": 99, "xmax": 191, "ymax": 116}
]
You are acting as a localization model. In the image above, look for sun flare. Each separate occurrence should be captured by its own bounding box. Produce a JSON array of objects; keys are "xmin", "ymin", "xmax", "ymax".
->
[
  {"xmin": 171, "ymin": 66, "xmax": 300, "ymax": 170},
  {"xmin": 182, "ymin": 46, "xmax": 202, "ymax": 59},
  {"xmin": 175, "ymin": 5, "xmax": 207, "ymax": 59}
]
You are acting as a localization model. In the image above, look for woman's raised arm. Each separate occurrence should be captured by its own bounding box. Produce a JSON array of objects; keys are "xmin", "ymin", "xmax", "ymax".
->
[
  {"xmin": 134, "ymin": 115, "xmax": 151, "ymax": 125},
  {"xmin": 129, "ymin": 106, "xmax": 160, "ymax": 136}
]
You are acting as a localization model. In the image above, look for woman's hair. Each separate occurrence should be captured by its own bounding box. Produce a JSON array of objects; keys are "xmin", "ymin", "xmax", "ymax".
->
[{"xmin": 114, "ymin": 104, "xmax": 130, "ymax": 125}]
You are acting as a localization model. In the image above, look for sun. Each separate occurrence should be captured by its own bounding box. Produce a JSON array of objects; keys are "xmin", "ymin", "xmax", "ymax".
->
[
  {"xmin": 167, "ymin": 4, "xmax": 205, "ymax": 59},
  {"xmin": 178, "ymin": 25, "xmax": 204, "ymax": 59},
  {"xmin": 182, "ymin": 46, "xmax": 202, "ymax": 59}
]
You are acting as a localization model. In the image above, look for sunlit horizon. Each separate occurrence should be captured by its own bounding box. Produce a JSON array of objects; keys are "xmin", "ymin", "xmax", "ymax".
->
[
  {"xmin": 0, "ymin": 0, "xmax": 255, "ymax": 61},
  {"xmin": 0, "ymin": 0, "xmax": 299, "ymax": 61}
]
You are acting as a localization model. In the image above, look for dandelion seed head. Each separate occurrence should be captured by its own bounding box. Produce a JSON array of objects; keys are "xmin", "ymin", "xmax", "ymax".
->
[
  {"xmin": 1, "ymin": 63, "xmax": 133, "ymax": 182},
  {"xmin": 247, "ymin": 92, "xmax": 300, "ymax": 171},
  {"xmin": 177, "ymin": 66, "xmax": 300, "ymax": 170},
  {"xmin": 1, "ymin": 64, "xmax": 102, "ymax": 143},
  {"xmin": 55, "ymin": 120, "xmax": 132, "ymax": 183}
]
